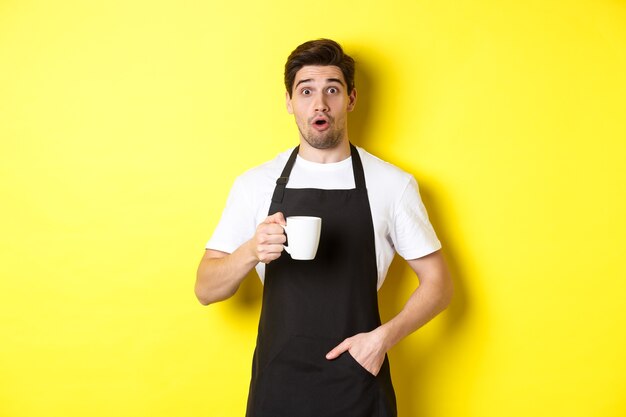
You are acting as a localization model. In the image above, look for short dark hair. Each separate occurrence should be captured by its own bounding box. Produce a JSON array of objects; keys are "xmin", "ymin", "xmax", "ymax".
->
[{"xmin": 284, "ymin": 39, "xmax": 355, "ymax": 98}]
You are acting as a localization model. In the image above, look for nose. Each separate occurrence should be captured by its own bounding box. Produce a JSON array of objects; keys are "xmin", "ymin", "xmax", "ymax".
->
[{"xmin": 314, "ymin": 94, "xmax": 329, "ymax": 112}]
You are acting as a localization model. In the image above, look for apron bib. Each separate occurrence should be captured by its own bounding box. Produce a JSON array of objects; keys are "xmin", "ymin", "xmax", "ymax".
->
[{"xmin": 246, "ymin": 144, "xmax": 397, "ymax": 417}]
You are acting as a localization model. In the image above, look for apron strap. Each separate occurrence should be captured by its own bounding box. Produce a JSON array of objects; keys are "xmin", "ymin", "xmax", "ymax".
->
[
  {"xmin": 271, "ymin": 143, "xmax": 365, "ymax": 204},
  {"xmin": 271, "ymin": 146, "xmax": 300, "ymax": 204},
  {"xmin": 350, "ymin": 143, "xmax": 366, "ymax": 190}
]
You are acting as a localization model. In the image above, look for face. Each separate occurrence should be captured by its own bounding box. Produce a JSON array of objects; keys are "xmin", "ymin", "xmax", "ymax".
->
[{"xmin": 286, "ymin": 65, "xmax": 357, "ymax": 150}]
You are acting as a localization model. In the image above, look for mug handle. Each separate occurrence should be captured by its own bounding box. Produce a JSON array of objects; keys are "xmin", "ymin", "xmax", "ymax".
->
[{"xmin": 280, "ymin": 224, "xmax": 291, "ymax": 255}]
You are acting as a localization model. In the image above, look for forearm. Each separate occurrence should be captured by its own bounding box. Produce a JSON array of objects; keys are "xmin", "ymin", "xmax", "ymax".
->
[
  {"xmin": 326, "ymin": 259, "xmax": 453, "ymax": 376},
  {"xmin": 380, "ymin": 279, "xmax": 452, "ymax": 350},
  {"xmin": 194, "ymin": 241, "xmax": 259, "ymax": 305},
  {"xmin": 195, "ymin": 212, "xmax": 287, "ymax": 305},
  {"xmin": 379, "ymin": 253, "xmax": 453, "ymax": 351}
]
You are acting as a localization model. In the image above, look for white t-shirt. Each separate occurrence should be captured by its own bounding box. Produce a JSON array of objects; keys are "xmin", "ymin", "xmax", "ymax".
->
[{"xmin": 206, "ymin": 146, "xmax": 441, "ymax": 290}]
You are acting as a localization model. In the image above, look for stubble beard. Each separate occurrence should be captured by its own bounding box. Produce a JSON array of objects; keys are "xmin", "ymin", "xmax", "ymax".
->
[{"xmin": 298, "ymin": 119, "xmax": 345, "ymax": 150}]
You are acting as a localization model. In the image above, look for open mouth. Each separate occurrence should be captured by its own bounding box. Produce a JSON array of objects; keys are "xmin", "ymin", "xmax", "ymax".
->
[{"xmin": 312, "ymin": 118, "xmax": 329, "ymax": 130}]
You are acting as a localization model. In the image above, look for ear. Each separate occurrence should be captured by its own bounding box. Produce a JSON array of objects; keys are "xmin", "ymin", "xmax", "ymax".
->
[
  {"xmin": 286, "ymin": 91, "xmax": 294, "ymax": 114},
  {"xmin": 347, "ymin": 88, "xmax": 357, "ymax": 112}
]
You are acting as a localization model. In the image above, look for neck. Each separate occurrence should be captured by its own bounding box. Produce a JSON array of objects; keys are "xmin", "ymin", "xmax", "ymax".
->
[{"xmin": 298, "ymin": 138, "xmax": 351, "ymax": 163}]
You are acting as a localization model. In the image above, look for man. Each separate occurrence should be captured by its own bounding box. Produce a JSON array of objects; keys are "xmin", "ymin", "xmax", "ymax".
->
[{"xmin": 196, "ymin": 39, "xmax": 453, "ymax": 417}]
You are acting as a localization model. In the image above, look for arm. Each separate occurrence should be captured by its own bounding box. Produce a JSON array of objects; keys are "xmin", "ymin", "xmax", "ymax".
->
[
  {"xmin": 194, "ymin": 212, "xmax": 287, "ymax": 305},
  {"xmin": 326, "ymin": 249, "xmax": 453, "ymax": 374}
]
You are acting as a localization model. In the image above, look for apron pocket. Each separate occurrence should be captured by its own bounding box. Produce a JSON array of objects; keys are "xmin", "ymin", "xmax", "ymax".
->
[
  {"xmin": 340, "ymin": 349, "xmax": 377, "ymax": 379},
  {"xmin": 257, "ymin": 335, "xmax": 378, "ymax": 417}
]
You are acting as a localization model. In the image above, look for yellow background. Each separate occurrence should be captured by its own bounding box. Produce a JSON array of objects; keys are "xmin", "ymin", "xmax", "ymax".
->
[{"xmin": 1, "ymin": 0, "xmax": 625, "ymax": 416}]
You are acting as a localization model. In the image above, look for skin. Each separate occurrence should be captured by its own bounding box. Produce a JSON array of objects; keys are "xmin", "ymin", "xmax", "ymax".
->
[
  {"xmin": 286, "ymin": 65, "xmax": 356, "ymax": 162},
  {"xmin": 195, "ymin": 64, "xmax": 453, "ymax": 376}
]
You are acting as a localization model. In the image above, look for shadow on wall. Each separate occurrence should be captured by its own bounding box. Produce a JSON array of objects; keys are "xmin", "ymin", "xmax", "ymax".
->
[{"xmin": 226, "ymin": 52, "xmax": 471, "ymax": 416}]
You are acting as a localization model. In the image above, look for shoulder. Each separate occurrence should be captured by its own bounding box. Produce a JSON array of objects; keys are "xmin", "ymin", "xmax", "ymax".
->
[{"xmin": 357, "ymin": 147, "xmax": 413, "ymax": 196}]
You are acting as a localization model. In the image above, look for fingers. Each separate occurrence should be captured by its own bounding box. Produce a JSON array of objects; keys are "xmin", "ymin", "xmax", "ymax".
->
[
  {"xmin": 256, "ymin": 245, "xmax": 284, "ymax": 263},
  {"xmin": 328, "ymin": 332, "xmax": 385, "ymax": 376},
  {"xmin": 258, "ymin": 223, "xmax": 286, "ymax": 236},
  {"xmin": 326, "ymin": 338, "xmax": 351, "ymax": 360},
  {"xmin": 265, "ymin": 211, "xmax": 286, "ymax": 226},
  {"xmin": 256, "ymin": 223, "xmax": 287, "ymax": 245},
  {"xmin": 254, "ymin": 213, "xmax": 287, "ymax": 263}
]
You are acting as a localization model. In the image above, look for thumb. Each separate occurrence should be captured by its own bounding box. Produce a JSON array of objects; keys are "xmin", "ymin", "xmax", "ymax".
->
[
  {"xmin": 267, "ymin": 211, "xmax": 286, "ymax": 226},
  {"xmin": 326, "ymin": 339, "xmax": 351, "ymax": 360}
]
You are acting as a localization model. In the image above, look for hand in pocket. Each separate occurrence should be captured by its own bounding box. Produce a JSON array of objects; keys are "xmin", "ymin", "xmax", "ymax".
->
[{"xmin": 325, "ymin": 330, "xmax": 387, "ymax": 376}]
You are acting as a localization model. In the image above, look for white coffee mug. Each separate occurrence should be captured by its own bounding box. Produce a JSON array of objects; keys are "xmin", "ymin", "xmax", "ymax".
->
[{"xmin": 281, "ymin": 216, "xmax": 322, "ymax": 260}]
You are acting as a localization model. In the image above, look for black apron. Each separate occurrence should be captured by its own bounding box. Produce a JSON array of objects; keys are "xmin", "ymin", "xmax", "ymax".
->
[{"xmin": 245, "ymin": 144, "xmax": 397, "ymax": 417}]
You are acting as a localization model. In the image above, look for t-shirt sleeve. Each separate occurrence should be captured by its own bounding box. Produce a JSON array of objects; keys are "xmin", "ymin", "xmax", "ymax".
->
[
  {"xmin": 205, "ymin": 176, "xmax": 257, "ymax": 254},
  {"xmin": 391, "ymin": 177, "xmax": 442, "ymax": 260}
]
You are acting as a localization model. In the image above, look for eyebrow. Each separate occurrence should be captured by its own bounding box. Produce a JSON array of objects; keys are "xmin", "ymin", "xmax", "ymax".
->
[{"xmin": 294, "ymin": 78, "xmax": 346, "ymax": 89}]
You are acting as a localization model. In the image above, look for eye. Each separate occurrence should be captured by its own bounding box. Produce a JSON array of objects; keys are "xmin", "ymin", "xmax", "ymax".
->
[
  {"xmin": 301, "ymin": 88, "xmax": 311, "ymax": 95},
  {"xmin": 327, "ymin": 87, "xmax": 338, "ymax": 94}
]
